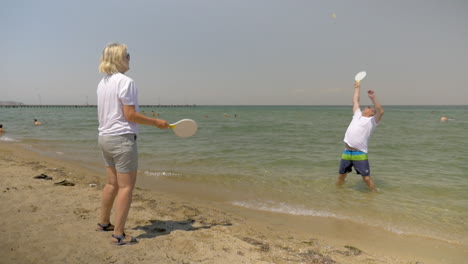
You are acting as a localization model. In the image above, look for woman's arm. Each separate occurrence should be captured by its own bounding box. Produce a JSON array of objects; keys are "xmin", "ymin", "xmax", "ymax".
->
[{"xmin": 123, "ymin": 105, "xmax": 169, "ymax": 129}]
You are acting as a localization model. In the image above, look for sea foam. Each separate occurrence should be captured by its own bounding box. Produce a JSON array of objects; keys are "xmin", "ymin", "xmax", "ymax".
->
[
  {"xmin": 232, "ymin": 200, "xmax": 341, "ymax": 218},
  {"xmin": 0, "ymin": 136, "xmax": 18, "ymax": 142}
]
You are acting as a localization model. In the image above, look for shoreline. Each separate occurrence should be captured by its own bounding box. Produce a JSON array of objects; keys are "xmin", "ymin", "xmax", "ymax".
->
[
  {"xmin": 1, "ymin": 141, "xmax": 467, "ymax": 263},
  {"xmin": 139, "ymin": 170, "xmax": 468, "ymax": 263}
]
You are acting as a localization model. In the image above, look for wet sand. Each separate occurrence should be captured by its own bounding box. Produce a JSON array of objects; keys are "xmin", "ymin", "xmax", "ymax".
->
[{"xmin": 1, "ymin": 141, "xmax": 466, "ymax": 264}]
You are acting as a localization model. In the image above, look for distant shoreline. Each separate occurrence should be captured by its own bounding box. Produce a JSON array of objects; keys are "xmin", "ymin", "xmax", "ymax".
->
[
  {"xmin": 0, "ymin": 104, "xmax": 197, "ymax": 108},
  {"xmin": 1, "ymin": 104, "xmax": 466, "ymax": 108}
]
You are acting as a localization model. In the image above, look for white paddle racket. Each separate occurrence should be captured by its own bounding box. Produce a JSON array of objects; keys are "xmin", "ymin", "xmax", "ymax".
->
[
  {"xmin": 354, "ymin": 71, "xmax": 367, "ymax": 83},
  {"xmin": 169, "ymin": 119, "xmax": 198, "ymax": 138}
]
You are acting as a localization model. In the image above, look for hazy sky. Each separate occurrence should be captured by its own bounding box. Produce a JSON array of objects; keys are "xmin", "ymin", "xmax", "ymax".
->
[{"xmin": 2, "ymin": 0, "xmax": 467, "ymax": 105}]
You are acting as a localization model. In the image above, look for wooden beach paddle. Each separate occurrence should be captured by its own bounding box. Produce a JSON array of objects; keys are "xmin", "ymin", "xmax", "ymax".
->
[{"xmin": 169, "ymin": 119, "xmax": 198, "ymax": 138}]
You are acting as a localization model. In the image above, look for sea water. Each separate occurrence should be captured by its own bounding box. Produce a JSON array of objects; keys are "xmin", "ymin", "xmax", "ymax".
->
[{"xmin": 1, "ymin": 105, "xmax": 467, "ymax": 245}]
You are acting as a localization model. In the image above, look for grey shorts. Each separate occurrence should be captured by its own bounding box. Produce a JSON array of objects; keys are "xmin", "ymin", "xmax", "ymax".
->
[{"xmin": 98, "ymin": 134, "xmax": 138, "ymax": 173}]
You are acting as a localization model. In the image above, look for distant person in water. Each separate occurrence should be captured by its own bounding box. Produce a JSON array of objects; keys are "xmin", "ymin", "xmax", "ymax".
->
[
  {"xmin": 336, "ymin": 81, "xmax": 384, "ymax": 191},
  {"xmin": 34, "ymin": 119, "xmax": 42, "ymax": 125},
  {"xmin": 0, "ymin": 124, "xmax": 4, "ymax": 133}
]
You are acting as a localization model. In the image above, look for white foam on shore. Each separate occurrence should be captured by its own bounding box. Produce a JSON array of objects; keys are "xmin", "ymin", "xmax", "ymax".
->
[
  {"xmin": 144, "ymin": 171, "xmax": 181, "ymax": 177},
  {"xmin": 231, "ymin": 200, "xmax": 342, "ymax": 219},
  {"xmin": 231, "ymin": 199, "xmax": 466, "ymax": 246},
  {"xmin": 0, "ymin": 136, "xmax": 18, "ymax": 142},
  {"xmin": 232, "ymin": 200, "xmax": 409, "ymax": 233}
]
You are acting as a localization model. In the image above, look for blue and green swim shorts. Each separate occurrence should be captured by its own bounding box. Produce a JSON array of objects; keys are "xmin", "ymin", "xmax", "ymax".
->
[{"xmin": 339, "ymin": 149, "xmax": 370, "ymax": 176}]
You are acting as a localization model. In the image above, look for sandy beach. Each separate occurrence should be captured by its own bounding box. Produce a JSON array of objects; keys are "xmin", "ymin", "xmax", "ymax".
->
[{"xmin": 1, "ymin": 141, "xmax": 466, "ymax": 264}]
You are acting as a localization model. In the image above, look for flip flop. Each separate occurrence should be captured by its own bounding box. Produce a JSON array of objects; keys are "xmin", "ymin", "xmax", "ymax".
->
[
  {"xmin": 112, "ymin": 233, "xmax": 138, "ymax": 246},
  {"xmin": 54, "ymin": 180, "xmax": 75, "ymax": 186},
  {"xmin": 33, "ymin": 174, "xmax": 53, "ymax": 180},
  {"xmin": 96, "ymin": 223, "xmax": 114, "ymax": 232}
]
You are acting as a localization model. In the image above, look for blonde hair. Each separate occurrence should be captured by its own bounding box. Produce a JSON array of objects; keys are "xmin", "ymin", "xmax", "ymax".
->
[{"xmin": 99, "ymin": 42, "xmax": 129, "ymax": 74}]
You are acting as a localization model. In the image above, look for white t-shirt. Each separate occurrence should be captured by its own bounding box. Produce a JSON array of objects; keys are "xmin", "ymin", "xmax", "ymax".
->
[
  {"xmin": 343, "ymin": 109, "xmax": 378, "ymax": 153},
  {"xmin": 97, "ymin": 73, "xmax": 140, "ymax": 136}
]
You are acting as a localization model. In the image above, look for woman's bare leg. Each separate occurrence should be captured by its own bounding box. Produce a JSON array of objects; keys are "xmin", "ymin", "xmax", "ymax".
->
[
  {"xmin": 99, "ymin": 167, "xmax": 118, "ymax": 225},
  {"xmin": 113, "ymin": 170, "xmax": 137, "ymax": 236}
]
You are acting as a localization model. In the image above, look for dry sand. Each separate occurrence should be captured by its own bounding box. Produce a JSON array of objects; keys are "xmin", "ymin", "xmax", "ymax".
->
[{"xmin": 1, "ymin": 142, "xmax": 466, "ymax": 264}]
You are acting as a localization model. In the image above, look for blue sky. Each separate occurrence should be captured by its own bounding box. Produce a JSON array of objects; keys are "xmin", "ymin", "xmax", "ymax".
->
[{"xmin": 2, "ymin": 0, "xmax": 467, "ymax": 105}]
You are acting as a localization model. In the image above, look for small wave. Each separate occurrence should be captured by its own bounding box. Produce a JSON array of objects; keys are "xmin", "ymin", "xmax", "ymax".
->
[
  {"xmin": 383, "ymin": 226, "xmax": 405, "ymax": 235},
  {"xmin": 231, "ymin": 200, "xmax": 467, "ymax": 246},
  {"xmin": 143, "ymin": 171, "xmax": 181, "ymax": 177},
  {"xmin": 231, "ymin": 200, "xmax": 340, "ymax": 218},
  {"xmin": 0, "ymin": 136, "xmax": 18, "ymax": 142}
]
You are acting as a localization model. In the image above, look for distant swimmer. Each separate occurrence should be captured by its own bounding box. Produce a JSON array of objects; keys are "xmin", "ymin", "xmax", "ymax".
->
[
  {"xmin": 34, "ymin": 119, "xmax": 42, "ymax": 125},
  {"xmin": 151, "ymin": 111, "xmax": 155, "ymax": 116},
  {"xmin": 440, "ymin": 116, "xmax": 448, "ymax": 122},
  {"xmin": 337, "ymin": 81, "xmax": 384, "ymax": 191},
  {"xmin": 0, "ymin": 124, "xmax": 4, "ymax": 133}
]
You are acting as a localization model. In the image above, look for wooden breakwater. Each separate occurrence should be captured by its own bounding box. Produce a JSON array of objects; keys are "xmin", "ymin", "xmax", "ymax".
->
[{"xmin": 0, "ymin": 104, "xmax": 197, "ymax": 108}]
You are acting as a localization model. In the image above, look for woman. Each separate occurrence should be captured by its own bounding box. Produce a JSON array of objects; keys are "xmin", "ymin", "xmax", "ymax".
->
[{"xmin": 96, "ymin": 43, "xmax": 169, "ymax": 245}]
